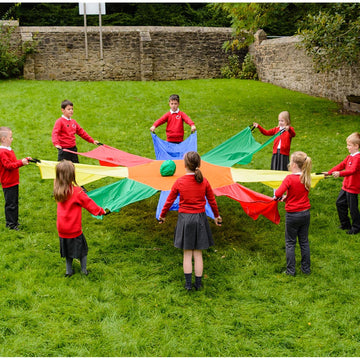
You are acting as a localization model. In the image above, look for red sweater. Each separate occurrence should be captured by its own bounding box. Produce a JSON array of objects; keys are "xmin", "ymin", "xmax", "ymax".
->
[
  {"xmin": 0, "ymin": 147, "xmax": 24, "ymax": 188},
  {"xmin": 160, "ymin": 174, "xmax": 219, "ymax": 218},
  {"xmin": 152, "ymin": 110, "xmax": 194, "ymax": 142},
  {"xmin": 328, "ymin": 153, "xmax": 360, "ymax": 194},
  {"xmin": 257, "ymin": 125, "xmax": 296, "ymax": 156},
  {"xmin": 52, "ymin": 117, "xmax": 95, "ymax": 148},
  {"xmin": 56, "ymin": 186, "xmax": 106, "ymax": 238},
  {"xmin": 275, "ymin": 173, "xmax": 310, "ymax": 213}
]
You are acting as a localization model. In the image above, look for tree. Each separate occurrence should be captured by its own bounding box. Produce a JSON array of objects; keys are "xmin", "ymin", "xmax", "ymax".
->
[
  {"xmin": 297, "ymin": 3, "xmax": 360, "ymax": 72},
  {"xmin": 212, "ymin": 3, "xmax": 360, "ymax": 72},
  {"xmin": 212, "ymin": 3, "xmax": 311, "ymax": 51},
  {"xmin": 1, "ymin": 3, "xmax": 230, "ymax": 27}
]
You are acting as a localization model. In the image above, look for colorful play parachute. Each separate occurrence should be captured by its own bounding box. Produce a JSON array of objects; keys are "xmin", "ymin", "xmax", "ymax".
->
[
  {"xmin": 36, "ymin": 127, "xmax": 324, "ymax": 224},
  {"xmin": 202, "ymin": 126, "xmax": 284, "ymax": 167}
]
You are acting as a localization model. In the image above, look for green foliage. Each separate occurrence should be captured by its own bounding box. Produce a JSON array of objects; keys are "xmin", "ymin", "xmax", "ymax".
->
[
  {"xmin": 213, "ymin": 3, "xmax": 295, "ymax": 51},
  {"xmin": 0, "ymin": 79, "xmax": 359, "ymax": 356},
  {"xmin": 221, "ymin": 53, "xmax": 258, "ymax": 80},
  {"xmin": 1, "ymin": 3, "xmax": 231, "ymax": 27},
  {"xmin": 297, "ymin": 3, "xmax": 360, "ymax": 72},
  {"xmin": 213, "ymin": 2, "xmax": 360, "ymax": 72},
  {"xmin": 0, "ymin": 23, "xmax": 37, "ymax": 79}
]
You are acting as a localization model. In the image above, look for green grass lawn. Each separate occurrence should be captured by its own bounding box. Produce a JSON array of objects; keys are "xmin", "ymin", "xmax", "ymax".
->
[{"xmin": 0, "ymin": 78, "xmax": 360, "ymax": 356}]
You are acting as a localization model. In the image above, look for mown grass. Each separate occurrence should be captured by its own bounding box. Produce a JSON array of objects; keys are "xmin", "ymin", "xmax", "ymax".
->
[{"xmin": 0, "ymin": 79, "xmax": 359, "ymax": 356}]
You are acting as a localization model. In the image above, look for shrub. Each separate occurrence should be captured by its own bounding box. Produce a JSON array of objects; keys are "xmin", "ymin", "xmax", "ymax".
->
[
  {"xmin": 221, "ymin": 53, "xmax": 258, "ymax": 80},
  {"xmin": 0, "ymin": 23, "xmax": 37, "ymax": 79}
]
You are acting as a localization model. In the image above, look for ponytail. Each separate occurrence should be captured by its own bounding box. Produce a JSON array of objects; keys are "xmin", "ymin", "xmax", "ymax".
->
[
  {"xmin": 184, "ymin": 151, "xmax": 203, "ymax": 183},
  {"xmin": 194, "ymin": 167, "xmax": 203, "ymax": 184},
  {"xmin": 292, "ymin": 151, "xmax": 312, "ymax": 191},
  {"xmin": 300, "ymin": 156, "xmax": 312, "ymax": 191}
]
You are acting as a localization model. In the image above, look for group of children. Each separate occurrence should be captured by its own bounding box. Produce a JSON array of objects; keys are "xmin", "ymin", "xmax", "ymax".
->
[{"xmin": 1, "ymin": 94, "xmax": 359, "ymax": 287}]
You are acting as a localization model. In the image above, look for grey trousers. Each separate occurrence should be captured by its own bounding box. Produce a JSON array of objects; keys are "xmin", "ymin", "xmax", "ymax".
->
[{"xmin": 285, "ymin": 209, "xmax": 311, "ymax": 275}]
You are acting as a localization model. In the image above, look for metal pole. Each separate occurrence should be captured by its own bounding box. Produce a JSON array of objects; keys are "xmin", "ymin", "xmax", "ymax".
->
[
  {"xmin": 84, "ymin": 3, "xmax": 88, "ymax": 60},
  {"xmin": 99, "ymin": 3, "xmax": 103, "ymax": 60}
]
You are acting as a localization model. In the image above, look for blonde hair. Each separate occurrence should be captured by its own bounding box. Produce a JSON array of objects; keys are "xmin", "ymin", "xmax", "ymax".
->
[
  {"xmin": 184, "ymin": 151, "xmax": 203, "ymax": 183},
  {"xmin": 346, "ymin": 132, "xmax": 360, "ymax": 146},
  {"xmin": 279, "ymin": 111, "xmax": 291, "ymax": 126},
  {"xmin": 0, "ymin": 126, "xmax": 11, "ymax": 141},
  {"xmin": 53, "ymin": 160, "xmax": 78, "ymax": 202},
  {"xmin": 291, "ymin": 151, "xmax": 312, "ymax": 191}
]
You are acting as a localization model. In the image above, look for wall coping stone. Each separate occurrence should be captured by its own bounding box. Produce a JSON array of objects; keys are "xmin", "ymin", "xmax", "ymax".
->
[{"xmin": 19, "ymin": 26, "xmax": 232, "ymax": 34}]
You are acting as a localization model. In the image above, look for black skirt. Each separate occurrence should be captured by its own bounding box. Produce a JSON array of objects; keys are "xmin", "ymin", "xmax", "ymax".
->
[
  {"xmin": 59, "ymin": 233, "xmax": 88, "ymax": 259},
  {"xmin": 174, "ymin": 212, "xmax": 214, "ymax": 250},
  {"xmin": 271, "ymin": 150, "xmax": 289, "ymax": 171}
]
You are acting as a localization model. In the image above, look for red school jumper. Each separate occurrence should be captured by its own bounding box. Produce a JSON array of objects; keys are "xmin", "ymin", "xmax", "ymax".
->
[
  {"xmin": 152, "ymin": 110, "xmax": 194, "ymax": 143},
  {"xmin": 56, "ymin": 186, "xmax": 105, "ymax": 238},
  {"xmin": 52, "ymin": 117, "xmax": 95, "ymax": 148},
  {"xmin": 275, "ymin": 174, "xmax": 310, "ymax": 213},
  {"xmin": 160, "ymin": 174, "xmax": 219, "ymax": 218},
  {"xmin": 0, "ymin": 147, "xmax": 23, "ymax": 188},
  {"xmin": 257, "ymin": 125, "xmax": 296, "ymax": 156},
  {"xmin": 328, "ymin": 153, "xmax": 360, "ymax": 194}
]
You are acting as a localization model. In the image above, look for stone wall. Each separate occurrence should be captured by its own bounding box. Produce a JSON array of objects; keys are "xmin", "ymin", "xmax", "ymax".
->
[
  {"xmin": 249, "ymin": 31, "xmax": 360, "ymax": 104},
  {"xmin": 19, "ymin": 26, "xmax": 233, "ymax": 81}
]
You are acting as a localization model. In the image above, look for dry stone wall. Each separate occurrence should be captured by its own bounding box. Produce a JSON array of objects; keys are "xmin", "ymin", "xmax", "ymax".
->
[
  {"xmin": 249, "ymin": 31, "xmax": 360, "ymax": 104},
  {"xmin": 20, "ymin": 26, "xmax": 233, "ymax": 81}
]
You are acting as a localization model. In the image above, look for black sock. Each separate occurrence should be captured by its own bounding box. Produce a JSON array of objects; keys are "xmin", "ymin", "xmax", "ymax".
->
[
  {"xmin": 184, "ymin": 273, "xmax": 192, "ymax": 289},
  {"xmin": 195, "ymin": 275, "xmax": 202, "ymax": 289},
  {"xmin": 66, "ymin": 257, "xmax": 73, "ymax": 274}
]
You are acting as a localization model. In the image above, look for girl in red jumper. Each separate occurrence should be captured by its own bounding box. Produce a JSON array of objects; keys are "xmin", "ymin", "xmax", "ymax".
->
[
  {"xmin": 253, "ymin": 111, "xmax": 296, "ymax": 171},
  {"xmin": 274, "ymin": 151, "xmax": 312, "ymax": 276},
  {"xmin": 54, "ymin": 160, "xmax": 105, "ymax": 277},
  {"xmin": 159, "ymin": 151, "xmax": 222, "ymax": 290}
]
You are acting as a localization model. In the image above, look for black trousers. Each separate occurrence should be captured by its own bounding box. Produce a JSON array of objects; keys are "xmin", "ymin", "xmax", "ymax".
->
[
  {"xmin": 3, "ymin": 185, "xmax": 19, "ymax": 229},
  {"xmin": 57, "ymin": 146, "xmax": 79, "ymax": 163},
  {"xmin": 285, "ymin": 209, "xmax": 311, "ymax": 275},
  {"xmin": 336, "ymin": 189, "xmax": 360, "ymax": 232}
]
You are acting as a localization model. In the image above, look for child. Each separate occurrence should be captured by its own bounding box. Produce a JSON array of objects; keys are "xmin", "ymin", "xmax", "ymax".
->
[
  {"xmin": 158, "ymin": 151, "xmax": 222, "ymax": 290},
  {"xmin": 150, "ymin": 94, "xmax": 196, "ymax": 143},
  {"xmin": 253, "ymin": 111, "xmax": 296, "ymax": 170},
  {"xmin": 52, "ymin": 99, "xmax": 99, "ymax": 163},
  {"xmin": 53, "ymin": 160, "xmax": 106, "ymax": 277},
  {"xmin": 323, "ymin": 132, "xmax": 360, "ymax": 235},
  {"xmin": 274, "ymin": 151, "xmax": 312, "ymax": 276},
  {"xmin": 0, "ymin": 127, "xmax": 31, "ymax": 230}
]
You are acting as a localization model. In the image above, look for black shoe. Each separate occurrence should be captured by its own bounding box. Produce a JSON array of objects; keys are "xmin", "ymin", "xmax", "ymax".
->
[
  {"xmin": 9, "ymin": 226, "xmax": 20, "ymax": 231},
  {"xmin": 65, "ymin": 272, "xmax": 73, "ymax": 277},
  {"xmin": 301, "ymin": 269, "xmax": 311, "ymax": 275},
  {"xmin": 347, "ymin": 229, "xmax": 360, "ymax": 235},
  {"xmin": 194, "ymin": 283, "xmax": 202, "ymax": 291},
  {"xmin": 184, "ymin": 284, "xmax": 192, "ymax": 291},
  {"xmin": 82, "ymin": 270, "xmax": 89, "ymax": 276},
  {"xmin": 283, "ymin": 270, "xmax": 295, "ymax": 276},
  {"xmin": 339, "ymin": 225, "xmax": 351, "ymax": 230}
]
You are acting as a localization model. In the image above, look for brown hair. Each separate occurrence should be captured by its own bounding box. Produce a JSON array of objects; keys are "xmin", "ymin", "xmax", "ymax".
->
[
  {"xmin": 291, "ymin": 151, "xmax": 312, "ymax": 191},
  {"xmin": 184, "ymin": 151, "xmax": 203, "ymax": 183},
  {"xmin": 169, "ymin": 94, "xmax": 180, "ymax": 102},
  {"xmin": 53, "ymin": 160, "xmax": 78, "ymax": 202},
  {"xmin": 61, "ymin": 99, "xmax": 73, "ymax": 109}
]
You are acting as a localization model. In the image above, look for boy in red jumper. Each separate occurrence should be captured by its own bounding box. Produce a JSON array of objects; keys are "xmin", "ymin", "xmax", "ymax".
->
[
  {"xmin": 150, "ymin": 94, "xmax": 196, "ymax": 143},
  {"xmin": 323, "ymin": 132, "xmax": 360, "ymax": 235},
  {"xmin": 52, "ymin": 99, "xmax": 99, "ymax": 163},
  {"xmin": 0, "ymin": 127, "xmax": 31, "ymax": 230}
]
